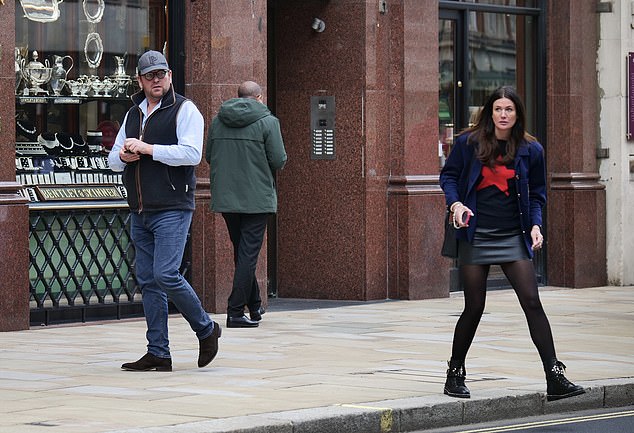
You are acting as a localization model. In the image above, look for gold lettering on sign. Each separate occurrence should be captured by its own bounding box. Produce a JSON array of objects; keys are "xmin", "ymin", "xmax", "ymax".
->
[{"xmin": 35, "ymin": 185, "xmax": 124, "ymax": 201}]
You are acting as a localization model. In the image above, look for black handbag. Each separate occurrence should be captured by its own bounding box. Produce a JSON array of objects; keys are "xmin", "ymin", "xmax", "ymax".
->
[
  {"xmin": 440, "ymin": 152, "xmax": 474, "ymax": 259},
  {"xmin": 441, "ymin": 210, "xmax": 458, "ymax": 258}
]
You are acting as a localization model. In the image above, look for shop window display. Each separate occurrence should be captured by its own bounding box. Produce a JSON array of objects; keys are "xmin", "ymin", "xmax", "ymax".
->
[
  {"xmin": 15, "ymin": 0, "xmax": 168, "ymax": 325},
  {"xmin": 15, "ymin": 0, "xmax": 166, "ymax": 202}
]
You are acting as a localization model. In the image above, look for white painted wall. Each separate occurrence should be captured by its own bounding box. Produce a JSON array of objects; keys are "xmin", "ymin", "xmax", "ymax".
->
[{"xmin": 598, "ymin": 0, "xmax": 634, "ymax": 285}]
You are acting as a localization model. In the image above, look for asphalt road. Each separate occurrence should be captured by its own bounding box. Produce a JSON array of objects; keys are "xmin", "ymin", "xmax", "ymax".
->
[{"xmin": 414, "ymin": 406, "xmax": 634, "ymax": 433}]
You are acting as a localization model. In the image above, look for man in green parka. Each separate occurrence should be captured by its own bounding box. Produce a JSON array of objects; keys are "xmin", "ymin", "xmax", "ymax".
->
[{"xmin": 206, "ymin": 81, "xmax": 287, "ymax": 328}]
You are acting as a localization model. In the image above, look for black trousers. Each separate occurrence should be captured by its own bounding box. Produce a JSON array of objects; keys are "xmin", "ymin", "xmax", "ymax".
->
[{"xmin": 222, "ymin": 213, "xmax": 268, "ymax": 317}]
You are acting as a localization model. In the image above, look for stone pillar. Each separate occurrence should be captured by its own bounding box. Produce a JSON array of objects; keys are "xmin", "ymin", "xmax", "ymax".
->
[
  {"xmin": 186, "ymin": 0, "xmax": 269, "ymax": 313},
  {"xmin": 0, "ymin": 1, "xmax": 30, "ymax": 331},
  {"xmin": 386, "ymin": 0, "xmax": 450, "ymax": 300},
  {"xmin": 387, "ymin": 176, "xmax": 449, "ymax": 300},
  {"xmin": 0, "ymin": 184, "xmax": 30, "ymax": 331},
  {"xmin": 546, "ymin": 0, "xmax": 607, "ymax": 287}
]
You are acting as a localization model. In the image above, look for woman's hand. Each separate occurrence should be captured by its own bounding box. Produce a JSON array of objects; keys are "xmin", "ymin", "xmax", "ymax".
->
[
  {"xmin": 450, "ymin": 202, "xmax": 474, "ymax": 229},
  {"xmin": 531, "ymin": 225, "xmax": 544, "ymax": 250}
]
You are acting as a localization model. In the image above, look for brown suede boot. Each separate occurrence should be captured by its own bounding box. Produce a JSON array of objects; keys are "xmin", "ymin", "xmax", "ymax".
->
[
  {"xmin": 198, "ymin": 321, "xmax": 222, "ymax": 368},
  {"xmin": 121, "ymin": 353, "xmax": 172, "ymax": 371}
]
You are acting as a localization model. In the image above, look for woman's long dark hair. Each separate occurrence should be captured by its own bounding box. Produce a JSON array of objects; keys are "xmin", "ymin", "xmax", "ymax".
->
[{"xmin": 465, "ymin": 86, "xmax": 536, "ymax": 167}]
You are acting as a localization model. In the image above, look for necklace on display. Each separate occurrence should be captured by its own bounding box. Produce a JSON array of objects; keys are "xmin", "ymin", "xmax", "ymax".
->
[{"xmin": 17, "ymin": 120, "xmax": 37, "ymax": 135}]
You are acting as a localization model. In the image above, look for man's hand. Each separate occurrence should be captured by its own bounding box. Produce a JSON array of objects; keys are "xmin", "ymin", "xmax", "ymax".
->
[{"xmin": 123, "ymin": 138, "xmax": 153, "ymax": 157}]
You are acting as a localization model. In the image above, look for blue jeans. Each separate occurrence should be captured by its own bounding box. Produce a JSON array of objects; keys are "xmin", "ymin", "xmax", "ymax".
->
[{"xmin": 131, "ymin": 210, "xmax": 214, "ymax": 358}]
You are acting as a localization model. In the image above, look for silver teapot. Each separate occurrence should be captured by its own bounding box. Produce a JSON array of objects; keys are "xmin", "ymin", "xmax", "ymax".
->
[{"xmin": 22, "ymin": 51, "xmax": 53, "ymax": 95}]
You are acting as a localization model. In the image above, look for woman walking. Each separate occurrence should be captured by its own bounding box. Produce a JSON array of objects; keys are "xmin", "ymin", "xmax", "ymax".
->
[{"xmin": 439, "ymin": 86, "xmax": 584, "ymax": 402}]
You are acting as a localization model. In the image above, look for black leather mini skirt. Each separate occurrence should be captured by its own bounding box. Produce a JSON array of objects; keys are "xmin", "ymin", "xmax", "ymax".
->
[{"xmin": 458, "ymin": 226, "xmax": 529, "ymax": 265}]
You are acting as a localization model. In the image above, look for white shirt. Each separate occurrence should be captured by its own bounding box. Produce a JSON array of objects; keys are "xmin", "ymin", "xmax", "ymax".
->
[{"xmin": 107, "ymin": 97, "xmax": 204, "ymax": 172}]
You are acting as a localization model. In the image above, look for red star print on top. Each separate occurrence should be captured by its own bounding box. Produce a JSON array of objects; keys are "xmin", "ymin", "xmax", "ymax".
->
[{"xmin": 477, "ymin": 156, "xmax": 515, "ymax": 196}]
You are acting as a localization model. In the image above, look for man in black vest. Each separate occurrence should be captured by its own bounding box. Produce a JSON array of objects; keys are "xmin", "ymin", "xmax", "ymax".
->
[{"xmin": 108, "ymin": 50, "xmax": 221, "ymax": 371}]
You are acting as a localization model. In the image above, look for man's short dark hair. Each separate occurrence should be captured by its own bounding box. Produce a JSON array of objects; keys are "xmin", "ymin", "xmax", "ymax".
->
[{"xmin": 238, "ymin": 81, "xmax": 262, "ymax": 99}]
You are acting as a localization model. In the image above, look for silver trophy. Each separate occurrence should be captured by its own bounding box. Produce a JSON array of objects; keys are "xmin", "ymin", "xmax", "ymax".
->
[{"xmin": 22, "ymin": 51, "xmax": 53, "ymax": 95}]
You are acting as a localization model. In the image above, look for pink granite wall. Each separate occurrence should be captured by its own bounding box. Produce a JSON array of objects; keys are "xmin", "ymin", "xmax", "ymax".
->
[
  {"xmin": 187, "ymin": 0, "xmax": 269, "ymax": 313},
  {"xmin": 0, "ymin": 0, "xmax": 30, "ymax": 331},
  {"xmin": 274, "ymin": 1, "xmax": 370, "ymax": 300},
  {"xmin": 272, "ymin": 0, "xmax": 448, "ymax": 300},
  {"xmin": 546, "ymin": 0, "xmax": 607, "ymax": 287},
  {"xmin": 1, "ymin": 0, "xmax": 17, "ymax": 182}
]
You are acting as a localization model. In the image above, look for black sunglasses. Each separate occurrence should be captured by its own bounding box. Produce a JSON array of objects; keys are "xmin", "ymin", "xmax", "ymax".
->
[{"xmin": 142, "ymin": 70, "xmax": 168, "ymax": 81}]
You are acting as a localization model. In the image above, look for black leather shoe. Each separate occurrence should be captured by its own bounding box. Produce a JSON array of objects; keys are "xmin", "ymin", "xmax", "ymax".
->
[
  {"xmin": 249, "ymin": 307, "xmax": 265, "ymax": 322},
  {"xmin": 198, "ymin": 321, "xmax": 222, "ymax": 368},
  {"xmin": 121, "ymin": 353, "xmax": 172, "ymax": 371},
  {"xmin": 226, "ymin": 315, "xmax": 259, "ymax": 328}
]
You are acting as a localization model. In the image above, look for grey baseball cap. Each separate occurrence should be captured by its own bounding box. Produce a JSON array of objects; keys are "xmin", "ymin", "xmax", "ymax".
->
[{"xmin": 137, "ymin": 50, "xmax": 169, "ymax": 75}]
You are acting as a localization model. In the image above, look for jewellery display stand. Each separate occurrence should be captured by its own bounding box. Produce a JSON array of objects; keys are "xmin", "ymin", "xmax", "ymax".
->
[
  {"xmin": 15, "ymin": 94, "xmax": 131, "ymax": 204},
  {"xmin": 14, "ymin": 48, "xmax": 137, "ymax": 204},
  {"xmin": 14, "ymin": 0, "xmax": 145, "ymax": 205}
]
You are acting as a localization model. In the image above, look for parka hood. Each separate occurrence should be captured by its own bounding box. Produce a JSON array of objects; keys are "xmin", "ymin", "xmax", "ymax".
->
[{"xmin": 217, "ymin": 98, "xmax": 271, "ymax": 128}]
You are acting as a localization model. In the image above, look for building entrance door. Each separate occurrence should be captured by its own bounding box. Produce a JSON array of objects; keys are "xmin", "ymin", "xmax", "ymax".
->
[{"xmin": 439, "ymin": 1, "xmax": 546, "ymax": 291}]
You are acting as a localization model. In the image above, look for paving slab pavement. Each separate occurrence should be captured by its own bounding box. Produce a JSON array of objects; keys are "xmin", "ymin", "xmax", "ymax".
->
[{"xmin": 0, "ymin": 286, "xmax": 632, "ymax": 433}]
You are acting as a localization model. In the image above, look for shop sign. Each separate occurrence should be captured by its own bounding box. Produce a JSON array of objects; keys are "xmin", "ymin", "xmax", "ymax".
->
[
  {"xmin": 35, "ymin": 185, "xmax": 123, "ymax": 201},
  {"xmin": 17, "ymin": 96, "xmax": 47, "ymax": 104},
  {"xmin": 53, "ymin": 97, "xmax": 81, "ymax": 104}
]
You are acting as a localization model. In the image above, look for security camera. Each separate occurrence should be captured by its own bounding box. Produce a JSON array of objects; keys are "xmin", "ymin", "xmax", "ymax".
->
[{"xmin": 312, "ymin": 18, "xmax": 326, "ymax": 33}]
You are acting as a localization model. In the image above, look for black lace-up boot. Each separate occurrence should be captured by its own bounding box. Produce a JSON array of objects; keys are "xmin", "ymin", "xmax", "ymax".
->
[
  {"xmin": 443, "ymin": 359, "xmax": 470, "ymax": 398},
  {"xmin": 544, "ymin": 359, "xmax": 585, "ymax": 401}
]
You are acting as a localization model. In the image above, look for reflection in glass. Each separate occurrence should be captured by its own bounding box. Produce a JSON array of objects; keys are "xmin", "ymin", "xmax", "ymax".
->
[
  {"xmin": 468, "ymin": 11, "xmax": 517, "ymax": 107},
  {"xmin": 20, "ymin": 0, "xmax": 64, "ymax": 23},
  {"xmin": 439, "ymin": 19, "xmax": 455, "ymax": 168},
  {"xmin": 468, "ymin": 11, "xmax": 536, "ymax": 132},
  {"xmin": 16, "ymin": 0, "xmax": 167, "ymax": 82},
  {"xmin": 15, "ymin": 0, "xmax": 168, "ymax": 141},
  {"xmin": 438, "ymin": 8, "xmax": 538, "ymax": 168}
]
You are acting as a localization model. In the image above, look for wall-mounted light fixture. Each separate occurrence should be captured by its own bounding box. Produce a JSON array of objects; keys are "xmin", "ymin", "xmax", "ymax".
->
[{"xmin": 312, "ymin": 18, "xmax": 326, "ymax": 33}]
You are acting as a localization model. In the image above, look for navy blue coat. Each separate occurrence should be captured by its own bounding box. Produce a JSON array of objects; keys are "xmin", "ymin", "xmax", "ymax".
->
[{"xmin": 439, "ymin": 132, "xmax": 547, "ymax": 258}]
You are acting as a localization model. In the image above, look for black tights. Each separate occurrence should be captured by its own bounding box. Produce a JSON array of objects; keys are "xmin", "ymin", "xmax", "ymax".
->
[{"xmin": 450, "ymin": 260, "xmax": 556, "ymax": 364}]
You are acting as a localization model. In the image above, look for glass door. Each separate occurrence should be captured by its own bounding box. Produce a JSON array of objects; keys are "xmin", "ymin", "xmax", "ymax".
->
[
  {"xmin": 439, "ymin": 1, "xmax": 546, "ymax": 288},
  {"xmin": 438, "ymin": 10, "xmax": 464, "ymax": 167}
]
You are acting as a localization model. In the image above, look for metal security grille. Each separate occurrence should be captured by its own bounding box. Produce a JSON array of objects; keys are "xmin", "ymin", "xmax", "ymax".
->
[{"xmin": 29, "ymin": 206, "xmax": 142, "ymax": 325}]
